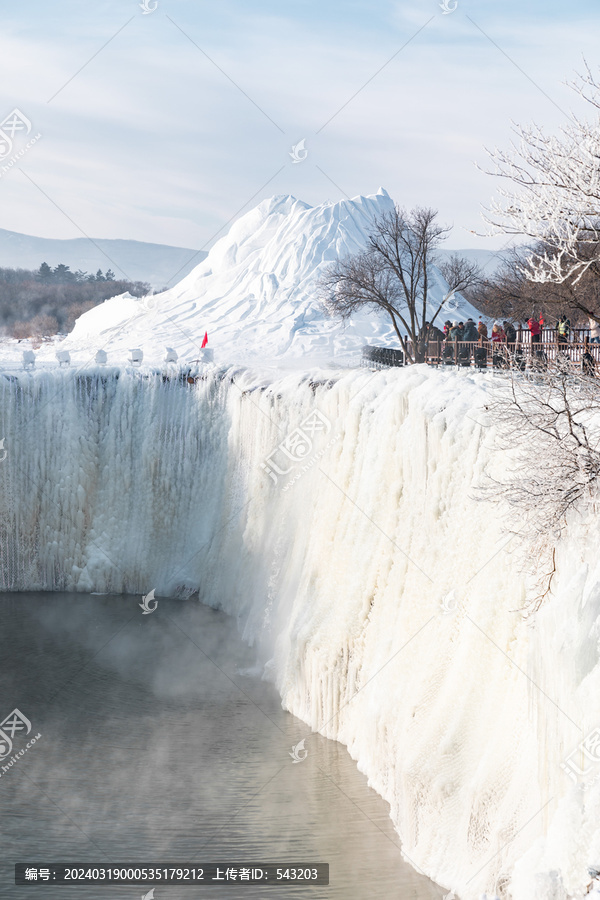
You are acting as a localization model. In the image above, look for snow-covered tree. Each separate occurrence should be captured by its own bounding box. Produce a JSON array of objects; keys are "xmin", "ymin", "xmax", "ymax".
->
[
  {"xmin": 487, "ymin": 359, "xmax": 600, "ymax": 609},
  {"xmin": 485, "ymin": 64, "xmax": 600, "ymax": 321}
]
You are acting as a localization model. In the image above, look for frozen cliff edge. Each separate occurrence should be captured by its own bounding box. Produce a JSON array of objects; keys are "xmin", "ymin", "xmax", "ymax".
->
[{"xmin": 0, "ymin": 365, "xmax": 599, "ymax": 899}]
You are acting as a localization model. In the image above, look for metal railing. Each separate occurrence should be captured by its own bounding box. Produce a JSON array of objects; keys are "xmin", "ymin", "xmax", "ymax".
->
[
  {"xmin": 424, "ymin": 338, "xmax": 599, "ymax": 372},
  {"xmin": 361, "ymin": 346, "xmax": 404, "ymax": 368},
  {"xmin": 360, "ymin": 330, "xmax": 600, "ymax": 372},
  {"xmin": 517, "ymin": 327, "xmax": 593, "ymax": 345}
]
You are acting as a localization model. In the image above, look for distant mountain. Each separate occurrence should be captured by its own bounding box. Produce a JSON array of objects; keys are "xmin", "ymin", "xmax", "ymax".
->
[
  {"xmin": 0, "ymin": 226, "xmax": 501, "ymax": 295},
  {"xmin": 0, "ymin": 228, "xmax": 206, "ymax": 287}
]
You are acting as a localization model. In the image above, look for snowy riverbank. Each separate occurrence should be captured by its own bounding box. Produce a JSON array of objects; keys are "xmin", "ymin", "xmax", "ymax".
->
[{"xmin": 0, "ymin": 364, "xmax": 598, "ymax": 898}]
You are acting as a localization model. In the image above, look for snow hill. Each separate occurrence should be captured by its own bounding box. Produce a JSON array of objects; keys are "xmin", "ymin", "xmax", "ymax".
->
[
  {"xmin": 60, "ymin": 189, "xmax": 484, "ymax": 369},
  {"xmin": 0, "ymin": 228, "xmax": 204, "ymax": 287}
]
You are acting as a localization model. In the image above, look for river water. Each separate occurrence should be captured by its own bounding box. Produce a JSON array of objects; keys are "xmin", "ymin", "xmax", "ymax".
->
[{"xmin": 0, "ymin": 593, "xmax": 443, "ymax": 899}]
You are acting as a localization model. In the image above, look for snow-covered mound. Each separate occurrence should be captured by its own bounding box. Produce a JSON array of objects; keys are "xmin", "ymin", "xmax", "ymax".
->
[{"xmin": 58, "ymin": 190, "xmax": 482, "ymax": 368}]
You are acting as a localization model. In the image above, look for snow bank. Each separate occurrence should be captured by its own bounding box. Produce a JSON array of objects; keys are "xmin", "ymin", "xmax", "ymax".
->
[
  {"xmin": 21, "ymin": 189, "xmax": 482, "ymax": 369},
  {"xmin": 0, "ymin": 365, "xmax": 597, "ymax": 899}
]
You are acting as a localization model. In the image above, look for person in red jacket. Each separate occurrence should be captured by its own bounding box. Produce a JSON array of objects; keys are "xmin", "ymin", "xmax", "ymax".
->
[
  {"xmin": 528, "ymin": 315, "xmax": 544, "ymax": 345},
  {"xmin": 490, "ymin": 322, "xmax": 506, "ymax": 343}
]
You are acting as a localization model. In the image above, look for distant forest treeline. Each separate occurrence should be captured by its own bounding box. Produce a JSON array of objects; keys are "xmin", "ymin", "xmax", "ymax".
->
[{"xmin": 0, "ymin": 263, "xmax": 151, "ymax": 339}]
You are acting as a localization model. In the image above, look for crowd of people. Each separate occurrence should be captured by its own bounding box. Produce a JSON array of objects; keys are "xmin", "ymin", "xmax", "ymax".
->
[
  {"xmin": 416, "ymin": 313, "xmax": 600, "ymax": 373},
  {"xmin": 420, "ymin": 313, "xmax": 600, "ymax": 348},
  {"xmin": 421, "ymin": 317, "xmax": 520, "ymax": 347}
]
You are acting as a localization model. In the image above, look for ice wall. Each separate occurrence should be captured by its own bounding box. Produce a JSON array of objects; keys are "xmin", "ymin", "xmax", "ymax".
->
[{"xmin": 0, "ymin": 365, "xmax": 599, "ymax": 899}]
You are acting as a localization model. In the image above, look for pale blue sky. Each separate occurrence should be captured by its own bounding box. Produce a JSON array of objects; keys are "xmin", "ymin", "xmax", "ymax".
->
[{"xmin": 0, "ymin": 0, "xmax": 598, "ymax": 252}]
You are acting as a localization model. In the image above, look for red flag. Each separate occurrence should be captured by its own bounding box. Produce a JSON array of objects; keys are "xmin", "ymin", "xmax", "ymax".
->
[{"xmin": 201, "ymin": 331, "xmax": 208, "ymax": 348}]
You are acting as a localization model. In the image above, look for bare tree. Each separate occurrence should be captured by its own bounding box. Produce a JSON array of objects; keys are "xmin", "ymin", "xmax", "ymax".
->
[
  {"xmin": 469, "ymin": 243, "xmax": 600, "ymax": 326},
  {"xmin": 0, "ymin": 265, "xmax": 150, "ymax": 337},
  {"xmin": 486, "ymin": 360, "xmax": 600, "ymax": 610},
  {"xmin": 320, "ymin": 205, "xmax": 481, "ymax": 363}
]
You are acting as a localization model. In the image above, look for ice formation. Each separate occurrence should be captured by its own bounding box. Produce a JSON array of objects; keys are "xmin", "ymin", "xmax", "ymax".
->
[
  {"xmin": 0, "ymin": 364, "xmax": 599, "ymax": 900},
  {"xmin": 4, "ymin": 189, "xmax": 483, "ymax": 370}
]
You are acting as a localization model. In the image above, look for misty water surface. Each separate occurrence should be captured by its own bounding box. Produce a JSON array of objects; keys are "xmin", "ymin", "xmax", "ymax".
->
[{"xmin": 0, "ymin": 593, "xmax": 443, "ymax": 899}]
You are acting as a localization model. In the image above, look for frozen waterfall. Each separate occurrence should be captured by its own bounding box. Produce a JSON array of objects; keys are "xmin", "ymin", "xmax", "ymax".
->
[{"xmin": 1, "ymin": 364, "xmax": 599, "ymax": 900}]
